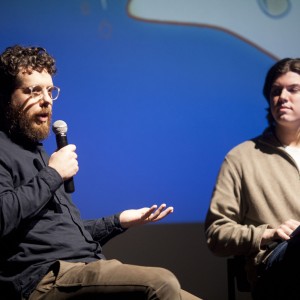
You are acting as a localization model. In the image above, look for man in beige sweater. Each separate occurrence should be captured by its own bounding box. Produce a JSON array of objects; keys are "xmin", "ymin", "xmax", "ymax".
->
[{"xmin": 205, "ymin": 58, "xmax": 300, "ymax": 300}]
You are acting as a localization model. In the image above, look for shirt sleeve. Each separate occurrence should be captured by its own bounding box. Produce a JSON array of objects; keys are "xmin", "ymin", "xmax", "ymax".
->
[
  {"xmin": 0, "ymin": 162, "xmax": 63, "ymax": 238},
  {"xmin": 83, "ymin": 213, "xmax": 127, "ymax": 246},
  {"xmin": 204, "ymin": 155, "xmax": 266, "ymax": 257}
]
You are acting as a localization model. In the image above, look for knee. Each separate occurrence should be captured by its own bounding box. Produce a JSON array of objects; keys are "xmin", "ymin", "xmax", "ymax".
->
[
  {"xmin": 162, "ymin": 268, "xmax": 180, "ymax": 287},
  {"xmin": 150, "ymin": 267, "xmax": 181, "ymax": 296}
]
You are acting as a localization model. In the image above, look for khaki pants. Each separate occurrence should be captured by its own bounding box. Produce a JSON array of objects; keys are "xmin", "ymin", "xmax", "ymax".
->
[{"xmin": 28, "ymin": 259, "xmax": 202, "ymax": 300}]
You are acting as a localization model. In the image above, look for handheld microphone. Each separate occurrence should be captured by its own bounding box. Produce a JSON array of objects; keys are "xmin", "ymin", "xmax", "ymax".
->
[{"xmin": 52, "ymin": 120, "xmax": 75, "ymax": 193}]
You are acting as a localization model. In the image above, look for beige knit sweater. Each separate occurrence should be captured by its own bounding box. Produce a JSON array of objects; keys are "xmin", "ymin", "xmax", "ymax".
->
[{"xmin": 205, "ymin": 127, "xmax": 300, "ymax": 284}]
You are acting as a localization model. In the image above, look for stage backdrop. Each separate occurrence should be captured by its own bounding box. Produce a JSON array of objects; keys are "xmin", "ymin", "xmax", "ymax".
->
[{"xmin": 0, "ymin": 0, "xmax": 299, "ymax": 222}]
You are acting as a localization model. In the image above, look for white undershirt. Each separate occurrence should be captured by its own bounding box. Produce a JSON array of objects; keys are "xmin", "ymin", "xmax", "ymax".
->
[{"xmin": 284, "ymin": 146, "xmax": 300, "ymax": 170}]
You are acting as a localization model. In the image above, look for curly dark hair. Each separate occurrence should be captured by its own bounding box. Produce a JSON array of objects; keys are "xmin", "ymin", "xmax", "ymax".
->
[
  {"xmin": 0, "ymin": 45, "xmax": 57, "ymax": 102},
  {"xmin": 263, "ymin": 58, "xmax": 300, "ymax": 126}
]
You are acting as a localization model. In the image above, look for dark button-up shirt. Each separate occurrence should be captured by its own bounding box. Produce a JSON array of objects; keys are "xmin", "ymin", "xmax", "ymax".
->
[{"xmin": 0, "ymin": 131, "xmax": 125, "ymax": 299}]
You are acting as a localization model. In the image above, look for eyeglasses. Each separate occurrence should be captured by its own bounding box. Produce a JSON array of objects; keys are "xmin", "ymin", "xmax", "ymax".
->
[{"xmin": 18, "ymin": 85, "xmax": 60, "ymax": 101}]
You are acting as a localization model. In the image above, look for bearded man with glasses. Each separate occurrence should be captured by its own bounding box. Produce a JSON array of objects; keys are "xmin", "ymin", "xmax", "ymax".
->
[{"xmin": 0, "ymin": 45, "xmax": 202, "ymax": 300}]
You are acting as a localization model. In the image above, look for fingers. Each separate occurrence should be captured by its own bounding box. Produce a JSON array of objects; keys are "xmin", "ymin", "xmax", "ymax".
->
[
  {"xmin": 277, "ymin": 226, "xmax": 292, "ymax": 240},
  {"xmin": 276, "ymin": 219, "xmax": 300, "ymax": 240},
  {"xmin": 143, "ymin": 204, "xmax": 174, "ymax": 223},
  {"xmin": 49, "ymin": 144, "xmax": 79, "ymax": 180},
  {"xmin": 150, "ymin": 204, "xmax": 167, "ymax": 220},
  {"xmin": 152, "ymin": 205, "xmax": 174, "ymax": 221}
]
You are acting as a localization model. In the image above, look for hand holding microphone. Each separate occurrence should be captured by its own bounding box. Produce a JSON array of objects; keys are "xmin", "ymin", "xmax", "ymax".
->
[{"xmin": 49, "ymin": 120, "xmax": 77, "ymax": 193}]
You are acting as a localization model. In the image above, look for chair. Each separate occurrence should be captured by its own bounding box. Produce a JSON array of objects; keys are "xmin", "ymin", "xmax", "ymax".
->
[{"xmin": 227, "ymin": 256, "xmax": 251, "ymax": 300}]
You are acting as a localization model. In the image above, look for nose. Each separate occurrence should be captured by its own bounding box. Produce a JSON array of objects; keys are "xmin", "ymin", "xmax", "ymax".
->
[
  {"xmin": 38, "ymin": 90, "xmax": 53, "ymax": 106},
  {"xmin": 279, "ymin": 88, "xmax": 289, "ymax": 100}
]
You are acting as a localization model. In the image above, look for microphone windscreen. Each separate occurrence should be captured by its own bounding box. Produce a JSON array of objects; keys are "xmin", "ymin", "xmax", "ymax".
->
[{"xmin": 52, "ymin": 120, "xmax": 68, "ymax": 135}]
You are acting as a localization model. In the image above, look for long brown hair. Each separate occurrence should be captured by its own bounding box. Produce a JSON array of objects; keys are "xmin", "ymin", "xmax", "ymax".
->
[{"xmin": 263, "ymin": 58, "xmax": 300, "ymax": 126}]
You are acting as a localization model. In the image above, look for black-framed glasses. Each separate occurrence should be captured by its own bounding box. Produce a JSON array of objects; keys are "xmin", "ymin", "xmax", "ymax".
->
[{"xmin": 18, "ymin": 85, "xmax": 60, "ymax": 101}]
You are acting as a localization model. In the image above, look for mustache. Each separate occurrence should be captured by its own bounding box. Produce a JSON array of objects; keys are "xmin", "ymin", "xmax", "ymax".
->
[
  {"xmin": 33, "ymin": 108, "xmax": 52, "ymax": 117},
  {"xmin": 36, "ymin": 107, "xmax": 51, "ymax": 114}
]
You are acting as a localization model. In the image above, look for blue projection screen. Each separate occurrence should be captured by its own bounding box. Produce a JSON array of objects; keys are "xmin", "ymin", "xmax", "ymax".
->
[{"xmin": 0, "ymin": 0, "xmax": 299, "ymax": 222}]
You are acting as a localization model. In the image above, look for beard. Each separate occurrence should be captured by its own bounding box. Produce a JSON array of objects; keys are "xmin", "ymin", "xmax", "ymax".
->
[{"xmin": 6, "ymin": 102, "xmax": 52, "ymax": 143}]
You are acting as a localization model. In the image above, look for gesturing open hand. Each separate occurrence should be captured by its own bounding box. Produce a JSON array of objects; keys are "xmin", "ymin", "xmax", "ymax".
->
[{"xmin": 119, "ymin": 204, "xmax": 174, "ymax": 229}]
